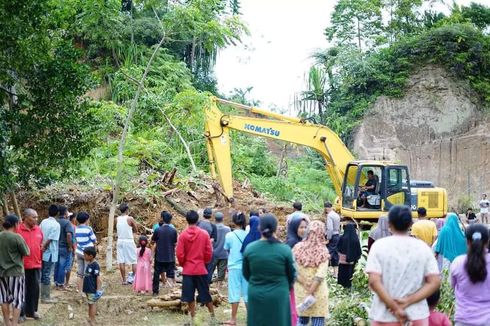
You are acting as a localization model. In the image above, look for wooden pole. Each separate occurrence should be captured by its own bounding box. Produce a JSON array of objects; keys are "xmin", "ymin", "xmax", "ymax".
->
[{"xmin": 106, "ymin": 29, "xmax": 167, "ymax": 271}]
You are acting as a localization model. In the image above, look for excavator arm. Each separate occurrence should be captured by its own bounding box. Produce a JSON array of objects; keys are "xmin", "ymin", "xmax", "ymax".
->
[{"xmin": 204, "ymin": 97, "xmax": 355, "ymax": 200}]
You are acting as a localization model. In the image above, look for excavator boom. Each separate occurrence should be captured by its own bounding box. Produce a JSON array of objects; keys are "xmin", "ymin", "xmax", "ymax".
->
[
  {"xmin": 204, "ymin": 97, "xmax": 448, "ymax": 220},
  {"xmin": 205, "ymin": 97, "xmax": 354, "ymax": 199}
]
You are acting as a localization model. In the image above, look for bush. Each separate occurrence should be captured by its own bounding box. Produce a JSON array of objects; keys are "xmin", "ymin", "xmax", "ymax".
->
[{"xmin": 456, "ymin": 195, "xmax": 474, "ymax": 213}]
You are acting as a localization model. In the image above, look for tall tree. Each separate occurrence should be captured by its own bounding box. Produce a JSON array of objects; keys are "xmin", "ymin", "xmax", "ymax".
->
[
  {"xmin": 325, "ymin": 0, "xmax": 383, "ymax": 52},
  {"xmin": 383, "ymin": 0, "xmax": 426, "ymax": 43},
  {"xmin": 461, "ymin": 2, "xmax": 490, "ymax": 30},
  {"xmin": 0, "ymin": 0, "xmax": 96, "ymax": 196}
]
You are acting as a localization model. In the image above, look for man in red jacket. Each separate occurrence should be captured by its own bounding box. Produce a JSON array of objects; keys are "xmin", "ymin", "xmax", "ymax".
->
[
  {"xmin": 17, "ymin": 208, "xmax": 43, "ymax": 321},
  {"xmin": 176, "ymin": 210, "xmax": 215, "ymax": 325}
]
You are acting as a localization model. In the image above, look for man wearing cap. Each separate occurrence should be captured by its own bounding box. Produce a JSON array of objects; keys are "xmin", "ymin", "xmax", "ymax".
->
[{"xmin": 207, "ymin": 212, "xmax": 230, "ymax": 287}]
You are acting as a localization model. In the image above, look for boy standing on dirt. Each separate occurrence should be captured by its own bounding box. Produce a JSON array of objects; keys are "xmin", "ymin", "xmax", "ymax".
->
[
  {"xmin": 177, "ymin": 210, "xmax": 215, "ymax": 326},
  {"xmin": 83, "ymin": 247, "xmax": 102, "ymax": 326}
]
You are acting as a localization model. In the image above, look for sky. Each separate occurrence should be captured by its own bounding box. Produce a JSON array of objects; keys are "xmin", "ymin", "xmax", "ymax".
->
[{"xmin": 214, "ymin": 0, "xmax": 488, "ymax": 114}]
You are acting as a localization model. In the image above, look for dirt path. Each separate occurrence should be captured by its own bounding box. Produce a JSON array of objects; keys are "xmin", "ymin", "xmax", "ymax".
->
[{"xmin": 23, "ymin": 267, "xmax": 246, "ymax": 326}]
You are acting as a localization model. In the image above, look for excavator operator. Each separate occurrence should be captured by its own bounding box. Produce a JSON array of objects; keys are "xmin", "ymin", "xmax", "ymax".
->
[{"xmin": 359, "ymin": 170, "xmax": 377, "ymax": 208}]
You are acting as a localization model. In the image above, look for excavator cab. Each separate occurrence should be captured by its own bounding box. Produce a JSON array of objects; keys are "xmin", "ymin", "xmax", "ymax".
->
[{"xmin": 341, "ymin": 162, "xmax": 411, "ymax": 218}]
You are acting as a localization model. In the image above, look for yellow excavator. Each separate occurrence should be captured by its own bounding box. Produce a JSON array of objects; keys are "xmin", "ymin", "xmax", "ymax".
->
[{"xmin": 204, "ymin": 97, "xmax": 447, "ymax": 220}]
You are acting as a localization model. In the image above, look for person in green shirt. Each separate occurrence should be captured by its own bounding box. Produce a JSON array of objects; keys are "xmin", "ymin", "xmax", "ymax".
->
[
  {"xmin": 243, "ymin": 214, "xmax": 296, "ymax": 326},
  {"xmin": 0, "ymin": 214, "xmax": 29, "ymax": 326}
]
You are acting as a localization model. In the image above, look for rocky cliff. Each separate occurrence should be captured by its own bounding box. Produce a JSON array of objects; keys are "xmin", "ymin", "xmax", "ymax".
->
[{"xmin": 352, "ymin": 65, "xmax": 489, "ymax": 208}]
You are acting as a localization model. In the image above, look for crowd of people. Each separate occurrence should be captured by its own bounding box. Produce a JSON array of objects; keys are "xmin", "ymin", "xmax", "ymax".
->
[
  {"xmin": 0, "ymin": 200, "xmax": 489, "ymax": 326},
  {"xmin": 0, "ymin": 205, "xmax": 99, "ymax": 326}
]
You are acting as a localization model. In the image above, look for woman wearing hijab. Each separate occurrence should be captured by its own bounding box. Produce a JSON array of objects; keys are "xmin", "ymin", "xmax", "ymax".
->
[
  {"xmin": 292, "ymin": 220, "xmax": 330, "ymax": 326},
  {"xmin": 435, "ymin": 213, "xmax": 467, "ymax": 270},
  {"xmin": 337, "ymin": 223, "xmax": 362, "ymax": 288},
  {"xmin": 285, "ymin": 216, "xmax": 308, "ymax": 325},
  {"xmin": 241, "ymin": 215, "xmax": 261, "ymax": 253},
  {"xmin": 243, "ymin": 214, "xmax": 296, "ymax": 326},
  {"xmin": 286, "ymin": 216, "xmax": 308, "ymax": 248},
  {"xmin": 368, "ymin": 216, "xmax": 390, "ymax": 252}
]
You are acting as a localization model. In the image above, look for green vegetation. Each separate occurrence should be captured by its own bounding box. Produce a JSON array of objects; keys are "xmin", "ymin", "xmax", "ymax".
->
[
  {"xmin": 0, "ymin": 1, "xmax": 472, "ymax": 323},
  {"xmin": 2, "ymin": 0, "xmax": 489, "ymax": 216},
  {"xmin": 0, "ymin": 0, "xmax": 247, "ymax": 199}
]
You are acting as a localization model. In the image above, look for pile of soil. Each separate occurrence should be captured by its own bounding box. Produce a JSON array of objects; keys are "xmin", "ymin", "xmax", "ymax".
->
[{"xmin": 16, "ymin": 174, "xmax": 295, "ymax": 237}]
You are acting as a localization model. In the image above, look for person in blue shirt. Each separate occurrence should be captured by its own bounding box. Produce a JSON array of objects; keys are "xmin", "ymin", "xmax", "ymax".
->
[
  {"xmin": 223, "ymin": 212, "xmax": 248, "ymax": 325},
  {"xmin": 39, "ymin": 204, "xmax": 61, "ymax": 303}
]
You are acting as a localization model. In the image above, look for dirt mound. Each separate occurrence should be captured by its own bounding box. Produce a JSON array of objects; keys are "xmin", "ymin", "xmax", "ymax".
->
[
  {"xmin": 16, "ymin": 174, "xmax": 293, "ymax": 237},
  {"xmin": 352, "ymin": 65, "xmax": 487, "ymax": 206}
]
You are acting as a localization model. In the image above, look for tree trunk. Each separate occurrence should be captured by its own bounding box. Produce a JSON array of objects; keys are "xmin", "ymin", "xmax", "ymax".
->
[
  {"xmin": 1, "ymin": 195, "xmax": 8, "ymax": 216},
  {"xmin": 190, "ymin": 37, "xmax": 196, "ymax": 73},
  {"xmin": 276, "ymin": 144, "xmax": 288, "ymax": 178},
  {"xmin": 10, "ymin": 191, "xmax": 21, "ymax": 219},
  {"xmin": 106, "ymin": 31, "xmax": 167, "ymax": 271},
  {"xmin": 357, "ymin": 18, "xmax": 362, "ymax": 52}
]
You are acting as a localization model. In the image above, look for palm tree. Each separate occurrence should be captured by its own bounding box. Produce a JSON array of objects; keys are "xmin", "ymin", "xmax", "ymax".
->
[{"xmin": 301, "ymin": 66, "xmax": 328, "ymax": 120}]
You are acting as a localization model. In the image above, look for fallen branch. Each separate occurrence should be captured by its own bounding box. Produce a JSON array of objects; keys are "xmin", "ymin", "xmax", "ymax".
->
[
  {"xmin": 167, "ymin": 168, "xmax": 177, "ymax": 185},
  {"xmin": 147, "ymin": 299, "xmax": 181, "ymax": 308},
  {"xmin": 212, "ymin": 182, "xmax": 232, "ymax": 204},
  {"xmin": 162, "ymin": 188, "xmax": 179, "ymax": 197},
  {"xmin": 164, "ymin": 196, "xmax": 188, "ymax": 217}
]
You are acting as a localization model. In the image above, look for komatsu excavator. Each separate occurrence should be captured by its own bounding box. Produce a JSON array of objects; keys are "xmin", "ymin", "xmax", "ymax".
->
[{"xmin": 204, "ymin": 97, "xmax": 447, "ymax": 220}]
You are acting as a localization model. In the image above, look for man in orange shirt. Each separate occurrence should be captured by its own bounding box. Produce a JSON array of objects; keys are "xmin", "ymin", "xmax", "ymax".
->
[{"xmin": 17, "ymin": 209, "xmax": 43, "ymax": 320}]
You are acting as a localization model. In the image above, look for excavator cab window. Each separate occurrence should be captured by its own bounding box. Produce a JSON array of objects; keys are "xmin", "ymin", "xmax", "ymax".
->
[
  {"xmin": 357, "ymin": 166, "xmax": 383, "ymax": 210},
  {"xmin": 384, "ymin": 166, "xmax": 411, "ymax": 209},
  {"xmin": 342, "ymin": 164, "xmax": 359, "ymax": 209}
]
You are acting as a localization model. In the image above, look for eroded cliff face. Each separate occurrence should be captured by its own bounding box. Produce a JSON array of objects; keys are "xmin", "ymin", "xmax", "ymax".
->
[{"xmin": 352, "ymin": 65, "xmax": 489, "ymax": 207}]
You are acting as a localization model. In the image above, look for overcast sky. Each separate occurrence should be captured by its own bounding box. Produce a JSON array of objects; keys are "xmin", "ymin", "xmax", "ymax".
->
[{"xmin": 214, "ymin": 0, "xmax": 487, "ymax": 114}]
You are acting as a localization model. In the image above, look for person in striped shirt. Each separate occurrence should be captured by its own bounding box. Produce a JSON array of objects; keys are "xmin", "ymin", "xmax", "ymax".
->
[{"xmin": 75, "ymin": 212, "xmax": 97, "ymax": 293}]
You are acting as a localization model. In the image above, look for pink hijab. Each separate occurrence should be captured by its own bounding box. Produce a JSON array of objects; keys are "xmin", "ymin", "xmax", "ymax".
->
[{"xmin": 293, "ymin": 220, "xmax": 330, "ymax": 268}]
